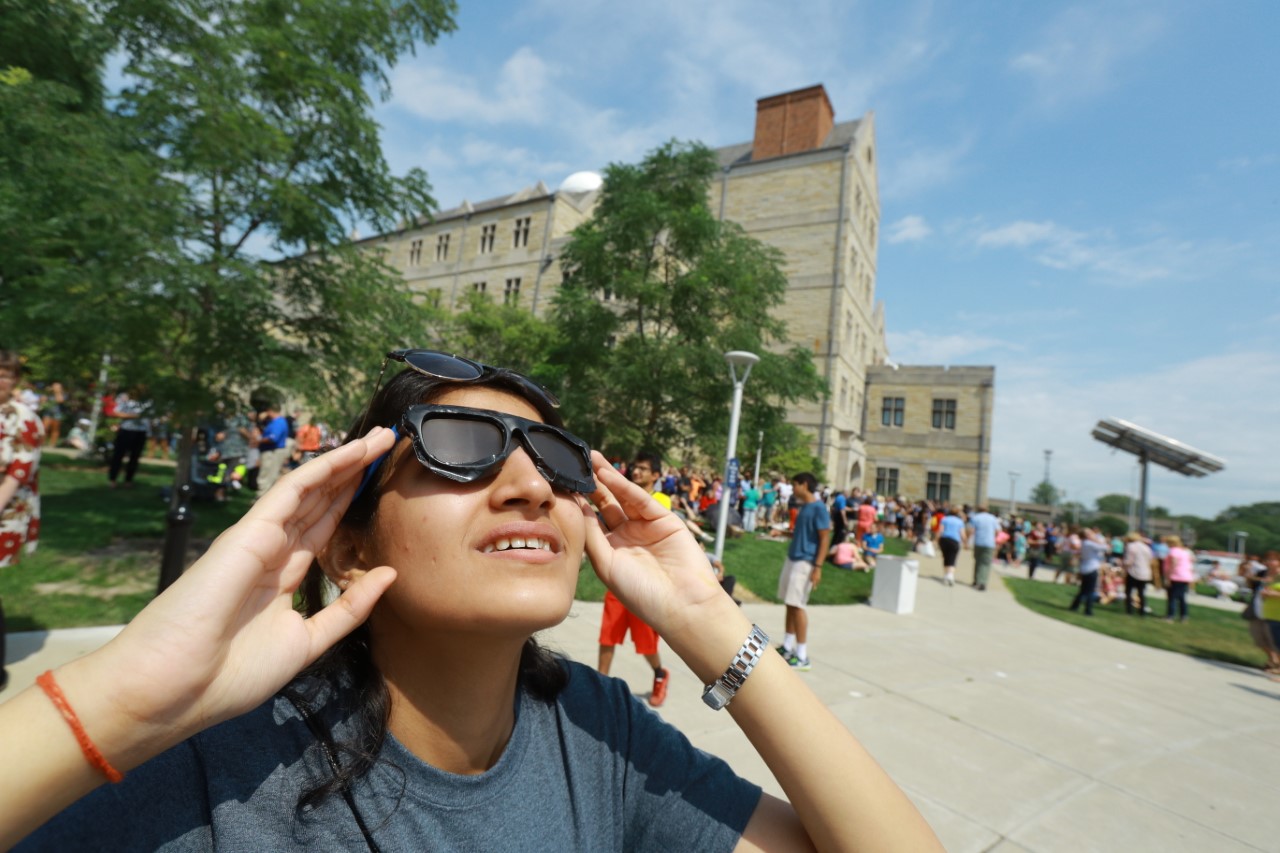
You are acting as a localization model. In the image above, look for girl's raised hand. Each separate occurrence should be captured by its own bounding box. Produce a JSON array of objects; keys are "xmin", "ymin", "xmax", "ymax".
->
[
  {"xmin": 580, "ymin": 451, "xmax": 732, "ymax": 640},
  {"xmin": 67, "ymin": 427, "xmax": 399, "ymax": 766}
]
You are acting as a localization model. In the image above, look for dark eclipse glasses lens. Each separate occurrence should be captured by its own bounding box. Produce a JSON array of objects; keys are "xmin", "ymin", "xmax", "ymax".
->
[{"xmin": 402, "ymin": 404, "xmax": 595, "ymax": 494}]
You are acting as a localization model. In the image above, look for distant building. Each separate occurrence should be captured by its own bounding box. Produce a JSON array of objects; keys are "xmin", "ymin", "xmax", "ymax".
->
[
  {"xmin": 355, "ymin": 84, "xmax": 993, "ymax": 497},
  {"xmin": 862, "ymin": 365, "xmax": 995, "ymax": 506}
]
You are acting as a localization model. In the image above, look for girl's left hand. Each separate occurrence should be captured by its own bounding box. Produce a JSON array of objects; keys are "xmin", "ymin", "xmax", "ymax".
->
[{"xmin": 580, "ymin": 451, "xmax": 730, "ymax": 639}]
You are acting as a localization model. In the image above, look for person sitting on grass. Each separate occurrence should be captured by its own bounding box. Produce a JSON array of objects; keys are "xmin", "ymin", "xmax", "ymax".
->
[
  {"xmin": 861, "ymin": 521, "xmax": 886, "ymax": 568},
  {"xmin": 829, "ymin": 537, "xmax": 868, "ymax": 571}
]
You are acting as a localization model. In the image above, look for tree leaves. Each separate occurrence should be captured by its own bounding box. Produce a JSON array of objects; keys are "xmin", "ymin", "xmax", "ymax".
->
[{"xmin": 548, "ymin": 140, "xmax": 825, "ymax": 464}]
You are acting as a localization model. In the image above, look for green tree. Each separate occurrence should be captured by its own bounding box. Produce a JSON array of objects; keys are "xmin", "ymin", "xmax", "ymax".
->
[
  {"xmin": 5, "ymin": 0, "xmax": 459, "ymax": 586},
  {"xmin": 1093, "ymin": 514, "xmax": 1129, "ymax": 537},
  {"xmin": 763, "ymin": 428, "xmax": 827, "ymax": 484},
  {"xmin": 0, "ymin": 4, "xmax": 176, "ymax": 377},
  {"xmin": 1094, "ymin": 493, "xmax": 1131, "ymax": 514},
  {"xmin": 436, "ymin": 292, "xmax": 560, "ymax": 381},
  {"xmin": 548, "ymin": 140, "xmax": 825, "ymax": 461},
  {"xmin": 1030, "ymin": 480, "xmax": 1059, "ymax": 506}
]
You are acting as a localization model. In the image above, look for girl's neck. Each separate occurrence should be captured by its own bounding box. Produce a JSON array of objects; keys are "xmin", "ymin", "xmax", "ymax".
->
[{"xmin": 372, "ymin": 627, "xmax": 527, "ymax": 776}]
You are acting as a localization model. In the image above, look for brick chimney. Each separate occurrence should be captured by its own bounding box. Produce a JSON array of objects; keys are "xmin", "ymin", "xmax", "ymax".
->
[{"xmin": 752, "ymin": 84, "xmax": 835, "ymax": 161}]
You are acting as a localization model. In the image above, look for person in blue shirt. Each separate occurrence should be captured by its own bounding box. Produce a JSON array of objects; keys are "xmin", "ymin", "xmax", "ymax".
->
[
  {"xmin": 937, "ymin": 507, "xmax": 966, "ymax": 586},
  {"xmin": 966, "ymin": 506, "xmax": 1000, "ymax": 591},
  {"xmin": 256, "ymin": 405, "xmax": 292, "ymax": 493},
  {"xmin": 861, "ymin": 522, "xmax": 885, "ymax": 568},
  {"xmin": 775, "ymin": 472, "xmax": 831, "ymax": 671}
]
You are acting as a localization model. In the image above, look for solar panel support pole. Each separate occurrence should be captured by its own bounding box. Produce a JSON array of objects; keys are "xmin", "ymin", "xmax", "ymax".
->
[{"xmin": 1138, "ymin": 450, "xmax": 1150, "ymax": 534}]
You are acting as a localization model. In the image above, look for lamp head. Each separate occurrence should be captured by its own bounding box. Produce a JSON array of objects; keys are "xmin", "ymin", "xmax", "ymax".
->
[{"xmin": 724, "ymin": 350, "xmax": 759, "ymax": 385}]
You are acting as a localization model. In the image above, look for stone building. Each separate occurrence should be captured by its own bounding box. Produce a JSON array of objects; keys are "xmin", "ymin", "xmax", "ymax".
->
[
  {"xmin": 862, "ymin": 365, "xmax": 995, "ymax": 506},
  {"xmin": 355, "ymin": 84, "xmax": 993, "ymax": 497}
]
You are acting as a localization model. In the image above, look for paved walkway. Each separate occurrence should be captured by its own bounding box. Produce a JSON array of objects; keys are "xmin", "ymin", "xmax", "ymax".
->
[{"xmin": 4, "ymin": 547, "xmax": 1275, "ymax": 852}]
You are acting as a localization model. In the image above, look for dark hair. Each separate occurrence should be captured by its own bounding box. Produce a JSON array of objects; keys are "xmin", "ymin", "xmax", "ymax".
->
[
  {"xmin": 632, "ymin": 450, "xmax": 662, "ymax": 472},
  {"xmin": 0, "ymin": 350, "xmax": 21, "ymax": 375},
  {"xmin": 790, "ymin": 471, "xmax": 818, "ymax": 492},
  {"xmin": 292, "ymin": 365, "xmax": 570, "ymax": 811}
]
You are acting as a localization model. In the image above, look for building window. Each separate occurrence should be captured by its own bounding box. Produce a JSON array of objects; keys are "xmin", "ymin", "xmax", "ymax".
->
[
  {"xmin": 926, "ymin": 471, "xmax": 951, "ymax": 503},
  {"xmin": 426, "ymin": 289, "xmax": 442, "ymax": 308},
  {"xmin": 875, "ymin": 467, "xmax": 899, "ymax": 496},
  {"xmin": 932, "ymin": 398, "xmax": 957, "ymax": 430},
  {"xmin": 839, "ymin": 378, "xmax": 848, "ymax": 412},
  {"xmin": 513, "ymin": 217, "xmax": 531, "ymax": 249},
  {"xmin": 479, "ymin": 223, "xmax": 496, "ymax": 254},
  {"xmin": 880, "ymin": 396, "xmax": 904, "ymax": 427},
  {"xmin": 408, "ymin": 239, "xmax": 423, "ymax": 266},
  {"xmin": 504, "ymin": 277, "xmax": 521, "ymax": 305},
  {"xmin": 435, "ymin": 234, "xmax": 450, "ymax": 261},
  {"xmin": 844, "ymin": 310, "xmax": 853, "ymax": 344},
  {"xmin": 602, "ymin": 286, "xmax": 613, "ymax": 302},
  {"xmin": 472, "ymin": 281, "xmax": 487, "ymax": 294}
]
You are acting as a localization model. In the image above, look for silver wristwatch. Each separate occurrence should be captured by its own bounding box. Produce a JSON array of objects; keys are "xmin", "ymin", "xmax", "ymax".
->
[{"xmin": 702, "ymin": 625, "xmax": 770, "ymax": 711}]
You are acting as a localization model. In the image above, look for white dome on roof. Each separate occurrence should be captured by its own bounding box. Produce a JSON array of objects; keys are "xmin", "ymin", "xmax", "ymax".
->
[{"xmin": 559, "ymin": 171, "xmax": 603, "ymax": 193}]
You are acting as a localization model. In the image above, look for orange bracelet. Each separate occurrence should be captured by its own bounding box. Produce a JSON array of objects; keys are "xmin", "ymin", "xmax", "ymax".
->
[{"xmin": 37, "ymin": 670, "xmax": 124, "ymax": 784}]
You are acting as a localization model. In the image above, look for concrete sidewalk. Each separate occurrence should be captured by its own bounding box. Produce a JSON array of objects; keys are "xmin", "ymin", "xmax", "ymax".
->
[{"xmin": 4, "ymin": 547, "xmax": 1276, "ymax": 852}]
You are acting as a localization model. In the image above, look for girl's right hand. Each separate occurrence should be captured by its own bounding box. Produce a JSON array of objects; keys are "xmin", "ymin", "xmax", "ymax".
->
[{"xmin": 59, "ymin": 427, "xmax": 399, "ymax": 770}]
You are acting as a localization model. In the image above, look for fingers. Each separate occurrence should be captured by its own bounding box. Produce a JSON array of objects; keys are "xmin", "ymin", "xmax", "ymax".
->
[
  {"xmin": 578, "ymin": 497, "xmax": 614, "ymax": 578},
  {"xmin": 588, "ymin": 451, "xmax": 667, "ymax": 522},
  {"xmin": 253, "ymin": 427, "xmax": 396, "ymax": 527},
  {"xmin": 303, "ymin": 565, "xmax": 397, "ymax": 664}
]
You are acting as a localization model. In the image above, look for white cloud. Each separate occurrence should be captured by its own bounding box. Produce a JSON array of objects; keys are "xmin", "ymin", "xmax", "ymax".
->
[
  {"xmin": 884, "ymin": 215, "xmax": 932, "ymax": 244},
  {"xmin": 971, "ymin": 219, "xmax": 1245, "ymax": 286},
  {"xmin": 880, "ymin": 135, "xmax": 973, "ymax": 199},
  {"xmin": 1009, "ymin": 5, "xmax": 1168, "ymax": 109},
  {"xmin": 388, "ymin": 47, "xmax": 558, "ymax": 127},
  {"xmin": 885, "ymin": 330, "xmax": 1011, "ymax": 365}
]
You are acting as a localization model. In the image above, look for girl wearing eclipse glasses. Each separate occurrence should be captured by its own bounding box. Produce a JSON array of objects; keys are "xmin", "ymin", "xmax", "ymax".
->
[{"xmin": 4, "ymin": 350, "xmax": 940, "ymax": 852}]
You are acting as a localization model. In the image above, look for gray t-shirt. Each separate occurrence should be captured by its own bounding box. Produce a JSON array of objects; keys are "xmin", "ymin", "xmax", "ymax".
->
[{"xmin": 22, "ymin": 661, "xmax": 760, "ymax": 852}]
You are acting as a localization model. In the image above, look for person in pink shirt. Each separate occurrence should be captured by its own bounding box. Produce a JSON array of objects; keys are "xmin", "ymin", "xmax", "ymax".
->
[
  {"xmin": 1163, "ymin": 536, "xmax": 1195, "ymax": 622},
  {"xmin": 828, "ymin": 538, "xmax": 866, "ymax": 571}
]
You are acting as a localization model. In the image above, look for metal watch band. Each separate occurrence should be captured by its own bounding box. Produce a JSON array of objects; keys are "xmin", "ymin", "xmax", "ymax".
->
[{"xmin": 701, "ymin": 624, "xmax": 770, "ymax": 711}]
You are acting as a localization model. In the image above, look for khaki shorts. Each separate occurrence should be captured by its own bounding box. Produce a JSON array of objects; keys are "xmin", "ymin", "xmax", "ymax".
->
[{"xmin": 778, "ymin": 558, "xmax": 815, "ymax": 608}]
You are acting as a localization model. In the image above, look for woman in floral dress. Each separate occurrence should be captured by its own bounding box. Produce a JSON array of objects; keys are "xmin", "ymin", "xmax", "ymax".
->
[{"xmin": 0, "ymin": 349, "xmax": 44, "ymax": 691}]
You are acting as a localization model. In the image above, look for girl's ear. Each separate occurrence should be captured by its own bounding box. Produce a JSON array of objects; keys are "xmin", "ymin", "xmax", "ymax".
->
[{"xmin": 317, "ymin": 525, "xmax": 367, "ymax": 588}]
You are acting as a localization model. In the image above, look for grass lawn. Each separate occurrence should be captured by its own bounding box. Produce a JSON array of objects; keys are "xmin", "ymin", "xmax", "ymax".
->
[
  {"xmin": 575, "ymin": 532, "xmax": 910, "ymax": 605},
  {"xmin": 1004, "ymin": 577, "xmax": 1267, "ymax": 669},
  {"xmin": 2, "ymin": 457, "xmax": 250, "ymax": 632}
]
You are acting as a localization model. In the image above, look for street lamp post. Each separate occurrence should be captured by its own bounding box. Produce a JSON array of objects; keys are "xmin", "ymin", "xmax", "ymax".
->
[
  {"xmin": 1236, "ymin": 531, "xmax": 1249, "ymax": 556},
  {"xmin": 714, "ymin": 351, "xmax": 759, "ymax": 562},
  {"xmin": 1008, "ymin": 471, "xmax": 1020, "ymax": 516}
]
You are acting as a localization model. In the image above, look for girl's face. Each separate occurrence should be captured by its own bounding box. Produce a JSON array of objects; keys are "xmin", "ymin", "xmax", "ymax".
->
[{"xmin": 362, "ymin": 385, "xmax": 588, "ymax": 637}]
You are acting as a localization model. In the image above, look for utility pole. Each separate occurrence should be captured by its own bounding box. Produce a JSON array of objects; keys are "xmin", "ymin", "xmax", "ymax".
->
[
  {"xmin": 1043, "ymin": 449, "xmax": 1052, "ymax": 484},
  {"xmin": 1008, "ymin": 471, "xmax": 1020, "ymax": 516}
]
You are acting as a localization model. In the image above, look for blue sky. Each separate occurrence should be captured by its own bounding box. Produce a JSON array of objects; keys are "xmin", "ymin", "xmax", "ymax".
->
[{"xmin": 283, "ymin": 1, "xmax": 1270, "ymax": 518}]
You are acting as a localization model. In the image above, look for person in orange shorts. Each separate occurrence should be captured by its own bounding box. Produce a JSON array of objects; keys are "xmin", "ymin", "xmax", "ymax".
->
[{"xmin": 598, "ymin": 450, "xmax": 671, "ymax": 707}]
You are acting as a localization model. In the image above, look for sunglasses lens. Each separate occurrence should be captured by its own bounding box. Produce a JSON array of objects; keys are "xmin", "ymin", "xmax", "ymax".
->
[
  {"xmin": 529, "ymin": 430, "xmax": 591, "ymax": 482},
  {"xmin": 403, "ymin": 351, "xmax": 483, "ymax": 381},
  {"xmin": 420, "ymin": 417, "xmax": 503, "ymax": 465}
]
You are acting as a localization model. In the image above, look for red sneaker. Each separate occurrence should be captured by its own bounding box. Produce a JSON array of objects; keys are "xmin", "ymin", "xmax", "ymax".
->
[{"xmin": 649, "ymin": 668, "xmax": 670, "ymax": 708}]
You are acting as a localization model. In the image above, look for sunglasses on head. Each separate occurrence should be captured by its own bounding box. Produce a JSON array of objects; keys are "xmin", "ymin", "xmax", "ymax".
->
[
  {"xmin": 354, "ymin": 404, "xmax": 595, "ymax": 499},
  {"xmin": 358, "ymin": 350, "xmax": 559, "ymax": 436}
]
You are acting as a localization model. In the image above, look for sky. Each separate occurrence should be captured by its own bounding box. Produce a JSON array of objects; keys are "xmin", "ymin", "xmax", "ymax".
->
[{"xmin": 373, "ymin": 1, "xmax": 1276, "ymax": 518}]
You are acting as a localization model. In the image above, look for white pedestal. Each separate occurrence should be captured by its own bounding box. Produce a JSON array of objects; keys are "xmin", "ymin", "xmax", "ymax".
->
[{"xmin": 870, "ymin": 556, "xmax": 919, "ymax": 615}]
